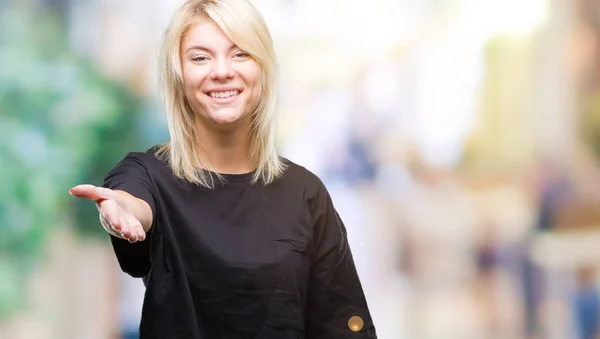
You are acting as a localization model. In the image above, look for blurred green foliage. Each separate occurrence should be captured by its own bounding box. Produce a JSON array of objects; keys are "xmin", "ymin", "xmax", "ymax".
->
[{"xmin": 0, "ymin": 5, "xmax": 148, "ymax": 318}]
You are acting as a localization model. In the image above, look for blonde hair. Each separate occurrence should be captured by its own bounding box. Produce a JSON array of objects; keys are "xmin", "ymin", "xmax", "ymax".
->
[{"xmin": 156, "ymin": 0, "xmax": 286, "ymax": 187}]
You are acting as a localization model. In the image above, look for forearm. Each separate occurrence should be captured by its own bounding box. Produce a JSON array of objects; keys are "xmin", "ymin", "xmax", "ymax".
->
[{"xmin": 115, "ymin": 190, "xmax": 154, "ymax": 232}]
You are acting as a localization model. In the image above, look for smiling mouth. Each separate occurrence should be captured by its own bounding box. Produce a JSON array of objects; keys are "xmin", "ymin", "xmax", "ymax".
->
[{"xmin": 206, "ymin": 90, "xmax": 241, "ymax": 99}]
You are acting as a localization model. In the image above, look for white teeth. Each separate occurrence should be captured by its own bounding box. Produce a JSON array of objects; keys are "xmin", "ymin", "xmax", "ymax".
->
[{"xmin": 210, "ymin": 90, "xmax": 239, "ymax": 98}]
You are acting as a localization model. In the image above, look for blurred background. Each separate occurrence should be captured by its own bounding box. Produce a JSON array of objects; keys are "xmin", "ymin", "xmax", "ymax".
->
[{"xmin": 2, "ymin": 0, "xmax": 600, "ymax": 338}]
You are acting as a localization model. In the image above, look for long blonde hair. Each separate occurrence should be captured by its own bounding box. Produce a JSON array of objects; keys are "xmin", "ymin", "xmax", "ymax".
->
[{"xmin": 156, "ymin": 0, "xmax": 286, "ymax": 187}]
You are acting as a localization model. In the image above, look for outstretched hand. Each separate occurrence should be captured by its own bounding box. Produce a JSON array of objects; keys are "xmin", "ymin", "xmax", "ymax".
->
[{"xmin": 69, "ymin": 184, "xmax": 146, "ymax": 243}]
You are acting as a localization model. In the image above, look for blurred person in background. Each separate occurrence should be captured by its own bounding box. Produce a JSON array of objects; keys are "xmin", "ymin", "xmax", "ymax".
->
[
  {"xmin": 68, "ymin": 0, "xmax": 376, "ymax": 338},
  {"xmin": 473, "ymin": 221, "xmax": 502, "ymax": 337},
  {"xmin": 572, "ymin": 266, "xmax": 600, "ymax": 339},
  {"xmin": 522, "ymin": 159, "xmax": 571, "ymax": 338}
]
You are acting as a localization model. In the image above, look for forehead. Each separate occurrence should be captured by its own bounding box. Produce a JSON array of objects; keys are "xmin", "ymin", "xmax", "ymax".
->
[{"xmin": 181, "ymin": 18, "xmax": 234, "ymax": 50}]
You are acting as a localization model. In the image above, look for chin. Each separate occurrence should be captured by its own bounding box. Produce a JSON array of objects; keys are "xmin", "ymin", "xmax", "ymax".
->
[{"xmin": 210, "ymin": 110, "xmax": 247, "ymax": 126}]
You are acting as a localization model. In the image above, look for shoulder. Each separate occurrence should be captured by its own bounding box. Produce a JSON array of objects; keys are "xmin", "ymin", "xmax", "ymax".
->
[
  {"xmin": 280, "ymin": 157, "xmax": 321, "ymax": 184},
  {"xmin": 121, "ymin": 144, "xmax": 168, "ymax": 166},
  {"xmin": 279, "ymin": 157, "xmax": 328, "ymax": 196},
  {"xmin": 107, "ymin": 145, "xmax": 169, "ymax": 176}
]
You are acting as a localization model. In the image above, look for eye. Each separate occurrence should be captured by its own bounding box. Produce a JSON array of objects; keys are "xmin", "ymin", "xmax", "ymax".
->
[
  {"xmin": 191, "ymin": 55, "xmax": 208, "ymax": 62},
  {"xmin": 233, "ymin": 52, "xmax": 250, "ymax": 59}
]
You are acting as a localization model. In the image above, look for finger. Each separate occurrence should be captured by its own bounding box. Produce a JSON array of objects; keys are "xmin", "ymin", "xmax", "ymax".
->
[
  {"xmin": 95, "ymin": 187, "xmax": 120, "ymax": 202},
  {"xmin": 100, "ymin": 200, "xmax": 123, "ymax": 233},
  {"xmin": 100, "ymin": 214, "xmax": 121, "ymax": 238},
  {"xmin": 119, "ymin": 216, "xmax": 133, "ymax": 240},
  {"xmin": 123, "ymin": 215, "xmax": 142, "ymax": 243},
  {"xmin": 124, "ymin": 218, "xmax": 146, "ymax": 243},
  {"xmin": 70, "ymin": 185, "xmax": 120, "ymax": 204},
  {"xmin": 124, "ymin": 219, "xmax": 141, "ymax": 242},
  {"xmin": 133, "ymin": 221, "xmax": 146, "ymax": 241},
  {"xmin": 98, "ymin": 207, "xmax": 121, "ymax": 239},
  {"xmin": 69, "ymin": 184, "xmax": 101, "ymax": 201}
]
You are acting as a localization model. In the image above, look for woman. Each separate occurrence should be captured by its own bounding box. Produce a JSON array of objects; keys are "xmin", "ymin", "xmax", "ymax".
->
[{"xmin": 70, "ymin": 0, "xmax": 376, "ymax": 338}]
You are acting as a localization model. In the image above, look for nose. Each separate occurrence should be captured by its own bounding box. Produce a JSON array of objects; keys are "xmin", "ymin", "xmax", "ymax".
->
[{"xmin": 210, "ymin": 57, "xmax": 235, "ymax": 81}]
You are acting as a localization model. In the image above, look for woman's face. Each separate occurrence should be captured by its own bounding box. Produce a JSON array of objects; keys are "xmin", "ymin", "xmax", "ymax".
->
[{"xmin": 180, "ymin": 18, "xmax": 262, "ymax": 131}]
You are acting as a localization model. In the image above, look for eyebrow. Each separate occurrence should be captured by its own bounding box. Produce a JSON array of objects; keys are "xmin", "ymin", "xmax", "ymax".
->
[{"xmin": 185, "ymin": 44, "xmax": 238, "ymax": 54}]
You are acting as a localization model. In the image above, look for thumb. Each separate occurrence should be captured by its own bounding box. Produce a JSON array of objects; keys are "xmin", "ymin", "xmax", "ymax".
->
[{"xmin": 69, "ymin": 184, "xmax": 118, "ymax": 203}]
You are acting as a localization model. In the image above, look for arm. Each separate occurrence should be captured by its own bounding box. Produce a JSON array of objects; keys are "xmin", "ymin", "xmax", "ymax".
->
[
  {"xmin": 70, "ymin": 152, "xmax": 159, "ymax": 277},
  {"xmin": 305, "ymin": 183, "xmax": 377, "ymax": 338}
]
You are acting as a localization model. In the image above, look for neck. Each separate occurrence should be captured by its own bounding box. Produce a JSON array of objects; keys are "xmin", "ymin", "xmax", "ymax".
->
[{"xmin": 194, "ymin": 121, "xmax": 254, "ymax": 175}]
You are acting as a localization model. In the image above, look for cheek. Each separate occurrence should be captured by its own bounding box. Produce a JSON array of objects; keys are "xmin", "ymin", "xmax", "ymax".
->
[
  {"xmin": 182, "ymin": 66, "xmax": 206, "ymax": 94},
  {"xmin": 238, "ymin": 62, "xmax": 262, "ymax": 92},
  {"xmin": 182, "ymin": 78, "xmax": 195, "ymax": 98},
  {"xmin": 247, "ymin": 71, "xmax": 263, "ymax": 101},
  {"xmin": 181, "ymin": 72, "xmax": 195, "ymax": 96}
]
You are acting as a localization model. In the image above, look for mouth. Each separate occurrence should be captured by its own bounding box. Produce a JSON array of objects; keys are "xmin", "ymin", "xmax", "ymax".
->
[{"xmin": 205, "ymin": 89, "xmax": 242, "ymax": 99}]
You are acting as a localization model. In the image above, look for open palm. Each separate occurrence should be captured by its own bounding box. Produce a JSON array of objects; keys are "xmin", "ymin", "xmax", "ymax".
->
[{"xmin": 69, "ymin": 184, "xmax": 146, "ymax": 242}]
